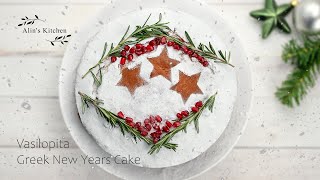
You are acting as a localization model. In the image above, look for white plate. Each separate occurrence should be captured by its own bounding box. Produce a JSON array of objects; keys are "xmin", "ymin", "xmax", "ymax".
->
[{"xmin": 59, "ymin": 0, "xmax": 252, "ymax": 179}]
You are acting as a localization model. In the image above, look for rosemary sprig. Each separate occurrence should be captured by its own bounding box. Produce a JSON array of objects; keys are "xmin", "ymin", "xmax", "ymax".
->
[
  {"xmin": 82, "ymin": 14, "xmax": 171, "ymax": 79},
  {"xmin": 148, "ymin": 92, "xmax": 217, "ymax": 155},
  {"xmin": 78, "ymin": 91, "xmax": 217, "ymax": 154},
  {"xmin": 79, "ymin": 92, "xmax": 153, "ymax": 144},
  {"xmin": 165, "ymin": 31, "xmax": 233, "ymax": 67}
]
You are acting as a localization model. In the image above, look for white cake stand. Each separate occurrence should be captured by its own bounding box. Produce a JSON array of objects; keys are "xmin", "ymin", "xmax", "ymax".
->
[{"xmin": 59, "ymin": 0, "xmax": 252, "ymax": 179}]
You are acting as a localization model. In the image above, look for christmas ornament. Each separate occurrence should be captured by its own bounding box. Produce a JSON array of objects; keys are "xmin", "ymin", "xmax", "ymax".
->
[
  {"xmin": 293, "ymin": 0, "xmax": 320, "ymax": 35},
  {"xmin": 250, "ymin": 0, "xmax": 294, "ymax": 39}
]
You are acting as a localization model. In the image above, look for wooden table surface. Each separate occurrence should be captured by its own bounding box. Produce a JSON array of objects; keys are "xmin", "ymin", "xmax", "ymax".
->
[{"xmin": 0, "ymin": 0, "xmax": 320, "ymax": 179}]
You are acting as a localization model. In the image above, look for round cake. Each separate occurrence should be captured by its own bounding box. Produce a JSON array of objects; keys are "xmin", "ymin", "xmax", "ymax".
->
[{"xmin": 75, "ymin": 8, "xmax": 237, "ymax": 168}]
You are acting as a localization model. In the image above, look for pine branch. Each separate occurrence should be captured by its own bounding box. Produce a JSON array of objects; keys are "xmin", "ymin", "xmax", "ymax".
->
[{"xmin": 276, "ymin": 37, "xmax": 320, "ymax": 107}]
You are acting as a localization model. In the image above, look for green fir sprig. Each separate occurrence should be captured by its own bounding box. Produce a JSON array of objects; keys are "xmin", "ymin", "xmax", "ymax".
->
[
  {"xmin": 79, "ymin": 91, "xmax": 217, "ymax": 154},
  {"xmin": 276, "ymin": 36, "xmax": 320, "ymax": 107}
]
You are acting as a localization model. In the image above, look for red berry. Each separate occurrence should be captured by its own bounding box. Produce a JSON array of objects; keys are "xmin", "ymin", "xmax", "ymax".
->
[
  {"xmin": 202, "ymin": 61, "xmax": 209, "ymax": 67},
  {"xmin": 111, "ymin": 56, "xmax": 117, "ymax": 63},
  {"xmin": 129, "ymin": 47, "xmax": 135, "ymax": 54},
  {"xmin": 127, "ymin": 54, "xmax": 133, "ymax": 61},
  {"xmin": 146, "ymin": 45, "xmax": 154, "ymax": 52},
  {"xmin": 117, "ymin": 111, "xmax": 124, "ymax": 119},
  {"xmin": 140, "ymin": 131, "xmax": 148, "ymax": 137},
  {"xmin": 145, "ymin": 123, "xmax": 152, "ymax": 131},
  {"xmin": 153, "ymin": 124, "xmax": 160, "ymax": 131},
  {"xmin": 153, "ymin": 138, "xmax": 159, "ymax": 144},
  {"xmin": 134, "ymin": 122, "xmax": 141, "ymax": 129},
  {"xmin": 120, "ymin": 57, "xmax": 126, "ymax": 65},
  {"xmin": 173, "ymin": 44, "xmax": 180, "ymax": 50},
  {"xmin": 128, "ymin": 122, "xmax": 135, "ymax": 127},
  {"xmin": 141, "ymin": 46, "xmax": 147, "ymax": 53},
  {"xmin": 173, "ymin": 121, "xmax": 181, "ymax": 128},
  {"xmin": 181, "ymin": 110, "xmax": 189, "ymax": 117},
  {"xmin": 162, "ymin": 126, "xmax": 170, "ymax": 133},
  {"xmin": 149, "ymin": 40, "xmax": 156, "ymax": 46},
  {"xmin": 192, "ymin": 106, "xmax": 199, "ymax": 113},
  {"xmin": 160, "ymin": 36, "xmax": 167, "ymax": 44},
  {"xmin": 176, "ymin": 113, "xmax": 183, "ymax": 120},
  {"xmin": 187, "ymin": 50, "xmax": 193, "ymax": 56},
  {"xmin": 124, "ymin": 45, "xmax": 130, "ymax": 51},
  {"xmin": 155, "ymin": 115, "xmax": 162, "ymax": 122},
  {"xmin": 136, "ymin": 44, "xmax": 143, "ymax": 49},
  {"xmin": 167, "ymin": 41, "xmax": 174, "ymax": 46},
  {"xmin": 120, "ymin": 50, "xmax": 127, "ymax": 57},
  {"xmin": 165, "ymin": 121, "xmax": 172, "ymax": 128},
  {"xmin": 125, "ymin": 117, "xmax": 133, "ymax": 123},
  {"xmin": 135, "ymin": 50, "xmax": 143, "ymax": 56},
  {"xmin": 195, "ymin": 101, "xmax": 203, "ymax": 108},
  {"xmin": 144, "ymin": 119, "xmax": 150, "ymax": 125}
]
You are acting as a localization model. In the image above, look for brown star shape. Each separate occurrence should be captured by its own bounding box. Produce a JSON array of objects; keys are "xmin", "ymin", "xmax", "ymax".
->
[
  {"xmin": 171, "ymin": 71, "xmax": 203, "ymax": 103},
  {"xmin": 117, "ymin": 64, "xmax": 147, "ymax": 95},
  {"xmin": 148, "ymin": 47, "xmax": 180, "ymax": 82}
]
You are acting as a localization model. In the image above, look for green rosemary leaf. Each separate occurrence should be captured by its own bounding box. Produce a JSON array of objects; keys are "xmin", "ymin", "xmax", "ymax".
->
[
  {"xmin": 143, "ymin": 14, "xmax": 152, "ymax": 27},
  {"xmin": 119, "ymin": 25, "xmax": 130, "ymax": 44},
  {"xmin": 185, "ymin": 31, "xmax": 195, "ymax": 47},
  {"xmin": 100, "ymin": 42, "xmax": 108, "ymax": 60},
  {"xmin": 209, "ymin": 42, "xmax": 216, "ymax": 55},
  {"xmin": 90, "ymin": 71, "xmax": 101, "ymax": 87}
]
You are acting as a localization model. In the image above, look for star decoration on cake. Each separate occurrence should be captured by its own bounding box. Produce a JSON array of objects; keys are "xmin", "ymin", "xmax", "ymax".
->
[
  {"xmin": 171, "ymin": 71, "xmax": 203, "ymax": 103},
  {"xmin": 117, "ymin": 64, "xmax": 147, "ymax": 95},
  {"xmin": 148, "ymin": 47, "xmax": 180, "ymax": 82}
]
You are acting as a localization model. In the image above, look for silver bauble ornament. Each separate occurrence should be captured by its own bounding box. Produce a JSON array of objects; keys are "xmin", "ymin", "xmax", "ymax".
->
[{"xmin": 293, "ymin": 0, "xmax": 320, "ymax": 35}]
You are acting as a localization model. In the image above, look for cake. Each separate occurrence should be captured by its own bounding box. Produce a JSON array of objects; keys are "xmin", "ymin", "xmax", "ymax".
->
[{"xmin": 75, "ymin": 9, "xmax": 237, "ymax": 168}]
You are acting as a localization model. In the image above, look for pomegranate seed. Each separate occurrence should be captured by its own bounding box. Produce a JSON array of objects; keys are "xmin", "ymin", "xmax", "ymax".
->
[
  {"xmin": 155, "ymin": 37, "xmax": 161, "ymax": 45},
  {"xmin": 125, "ymin": 117, "xmax": 133, "ymax": 123},
  {"xmin": 182, "ymin": 46, "xmax": 188, "ymax": 53},
  {"xmin": 127, "ymin": 54, "xmax": 133, "ymax": 61},
  {"xmin": 173, "ymin": 121, "xmax": 181, "ymax": 128},
  {"xmin": 141, "ymin": 46, "xmax": 147, "ymax": 53},
  {"xmin": 150, "ymin": 132, "xmax": 156, "ymax": 138},
  {"xmin": 140, "ymin": 131, "xmax": 148, "ymax": 137},
  {"xmin": 160, "ymin": 36, "xmax": 167, "ymax": 44},
  {"xmin": 135, "ymin": 50, "xmax": 143, "ymax": 56},
  {"xmin": 173, "ymin": 44, "xmax": 180, "ymax": 50},
  {"xmin": 149, "ymin": 40, "xmax": 156, "ymax": 46},
  {"xmin": 134, "ymin": 122, "xmax": 141, "ymax": 129},
  {"xmin": 144, "ymin": 119, "xmax": 150, "ymax": 125},
  {"xmin": 146, "ymin": 45, "xmax": 154, "ymax": 52},
  {"xmin": 197, "ymin": 55, "xmax": 204, "ymax": 61},
  {"xmin": 129, "ymin": 47, "xmax": 135, "ymax": 54},
  {"xmin": 181, "ymin": 110, "xmax": 189, "ymax": 117},
  {"xmin": 149, "ymin": 116, "xmax": 155, "ymax": 124},
  {"xmin": 187, "ymin": 50, "xmax": 193, "ymax": 56},
  {"xmin": 120, "ymin": 57, "xmax": 126, "ymax": 65},
  {"xmin": 155, "ymin": 115, "xmax": 162, "ymax": 122},
  {"xmin": 124, "ymin": 45, "xmax": 130, "ymax": 51},
  {"xmin": 129, "ymin": 122, "xmax": 135, "ymax": 127},
  {"xmin": 145, "ymin": 124, "xmax": 152, "ymax": 131},
  {"xmin": 111, "ymin": 56, "xmax": 117, "ymax": 63},
  {"xmin": 120, "ymin": 50, "xmax": 127, "ymax": 57},
  {"xmin": 192, "ymin": 107, "xmax": 199, "ymax": 113},
  {"xmin": 195, "ymin": 101, "xmax": 203, "ymax": 108},
  {"xmin": 117, "ymin": 111, "xmax": 124, "ymax": 119},
  {"xmin": 153, "ymin": 124, "xmax": 160, "ymax": 131},
  {"xmin": 153, "ymin": 138, "xmax": 159, "ymax": 144},
  {"xmin": 165, "ymin": 121, "xmax": 172, "ymax": 128},
  {"xmin": 192, "ymin": 53, "xmax": 199, "ymax": 58},
  {"xmin": 136, "ymin": 44, "xmax": 143, "ymax": 49},
  {"xmin": 162, "ymin": 126, "xmax": 170, "ymax": 133},
  {"xmin": 202, "ymin": 61, "xmax": 209, "ymax": 67},
  {"xmin": 176, "ymin": 113, "xmax": 183, "ymax": 120},
  {"xmin": 138, "ymin": 126, "xmax": 144, "ymax": 132},
  {"xmin": 167, "ymin": 41, "xmax": 174, "ymax": 46},
  {"xmin": 155, "ymin": 131, "xmax": 162, "ymax": 138}
]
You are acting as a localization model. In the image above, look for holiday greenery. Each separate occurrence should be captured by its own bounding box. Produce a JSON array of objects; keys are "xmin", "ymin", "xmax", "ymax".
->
[
  {"xmin": 250, "ymin": 0, "xmax": 293, "ymax": 39},
  {"xmin": 276, "ymin": 36, "xmax": 320, "ymax": 107},
  {"xmin": 79, "ymin": 91, "xmax": 217, "ymax": 154}
]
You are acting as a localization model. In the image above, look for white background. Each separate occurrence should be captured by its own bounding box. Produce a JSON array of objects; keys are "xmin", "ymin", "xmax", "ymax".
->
[{"xmin": 0, "ymin": 0, "xmax": 320, "ymax": 179}]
